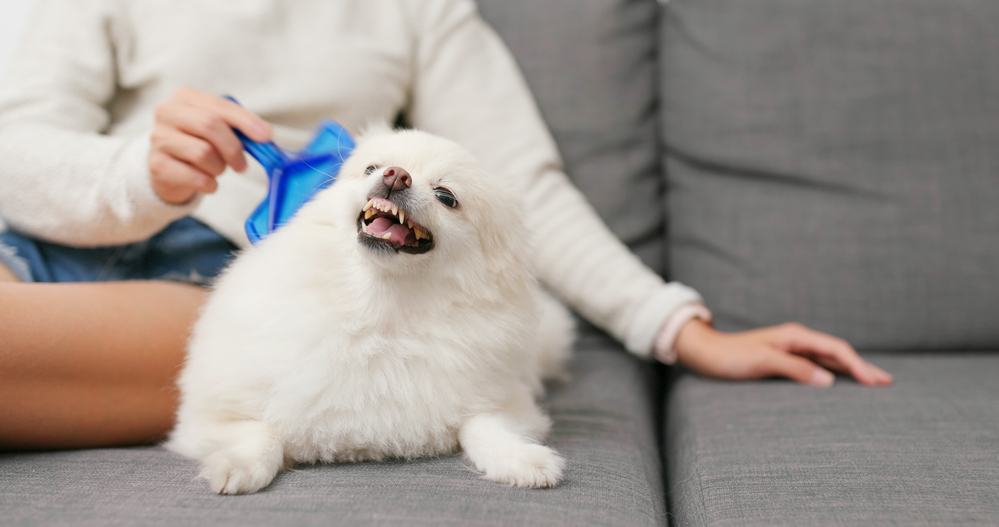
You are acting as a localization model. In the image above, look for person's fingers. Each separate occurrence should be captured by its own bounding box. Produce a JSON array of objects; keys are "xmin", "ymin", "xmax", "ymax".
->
[
  {"xmin": 866, "ymin": 362, "xmax": 894, "ymax": 385},
  {"xmin": 155, "ymin": 104, "xmax": 249, "ymax": 172},
  {"xmin": 762, "ymin": 350, "xmax": 835, "ymax": 387},
  {"xmin": 771, "ymin": 323, "xmax": 883, "ymax": 386},
  {"xmin": 175, "ymin": 87, "xmax": 272, "ymax": 142},
  {"xmin": 149, "ymin": 151, "xmax": 218, "ymax": 204},
  {"xmin": 151, "ymin": 126, "xmax": 228, "ymax": 177},
  {"xmin": 808, "ymin": 354, "xmax": 853, "ymax": 375}
]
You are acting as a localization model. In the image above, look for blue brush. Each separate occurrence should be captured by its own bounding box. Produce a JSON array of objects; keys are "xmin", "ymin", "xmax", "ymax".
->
[{"xmin": 224, "ymin": 97, "xmax": 355, "ymax": 244}]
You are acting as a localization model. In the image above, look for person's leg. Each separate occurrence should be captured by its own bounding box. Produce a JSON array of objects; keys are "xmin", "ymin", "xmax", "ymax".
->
[{"xmin": 0, "ymin": 280, "xmax": 206, "ymax": 450}]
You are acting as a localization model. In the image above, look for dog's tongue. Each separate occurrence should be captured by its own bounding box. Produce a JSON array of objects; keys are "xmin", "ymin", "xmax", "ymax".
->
[{"xmin": 368, "ymin": 217, "xmax": 415, "ymax": 246}]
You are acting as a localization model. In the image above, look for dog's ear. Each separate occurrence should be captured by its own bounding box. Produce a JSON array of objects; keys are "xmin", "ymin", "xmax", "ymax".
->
[{"xmin": 358, "ymin": 121, "xmax": 395, "ymax": 142}]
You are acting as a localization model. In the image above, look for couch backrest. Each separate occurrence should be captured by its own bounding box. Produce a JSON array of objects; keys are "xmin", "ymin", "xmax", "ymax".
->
[
  {"xmin": 477, "ymin": 0, "xmax": 665, "ymax": 273},
  {"xmin": 661, "ymin": 0, "xmax": 999, "ymax": 350}
]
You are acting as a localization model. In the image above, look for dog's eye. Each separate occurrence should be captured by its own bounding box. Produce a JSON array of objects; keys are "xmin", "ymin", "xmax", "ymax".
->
[
  {"xmin": 434, "ymin": 187, "xmax": 458, "ymax": 209},
  {"xmin": 364, "ymin": 165, "xmax": 378, "ymax": 176}
]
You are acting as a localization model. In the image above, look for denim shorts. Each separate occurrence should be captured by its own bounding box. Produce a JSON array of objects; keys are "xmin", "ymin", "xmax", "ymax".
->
[{"xmin": 0, "ymin": 217, "xmax": 238, "ymax": 286}]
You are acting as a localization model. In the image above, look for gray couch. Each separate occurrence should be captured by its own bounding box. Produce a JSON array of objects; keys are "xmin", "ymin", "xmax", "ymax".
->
[{"xmin": 3, "ymin": 0, "xmax": 998, "ymax": 525}]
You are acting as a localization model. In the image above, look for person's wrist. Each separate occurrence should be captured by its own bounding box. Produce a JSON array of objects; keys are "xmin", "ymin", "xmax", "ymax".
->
[
  {"xmin": 653, "ymin": 303, "xmax": 712, "ymax": 364},
  {"xmin": 674, "ymin": 317, "xmax": 717, "ymax": 366}
]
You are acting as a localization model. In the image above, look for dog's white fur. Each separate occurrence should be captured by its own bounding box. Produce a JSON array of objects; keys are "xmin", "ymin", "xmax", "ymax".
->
[{"xmin": 166, "ymin": 128, "xmax": 574, "ymax": 494}]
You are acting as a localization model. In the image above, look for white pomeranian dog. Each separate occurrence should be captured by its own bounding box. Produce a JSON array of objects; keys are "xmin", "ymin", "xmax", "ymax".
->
[{"xmin": 166, "ymin": 128, "xmax": 574, "ymax": 495}]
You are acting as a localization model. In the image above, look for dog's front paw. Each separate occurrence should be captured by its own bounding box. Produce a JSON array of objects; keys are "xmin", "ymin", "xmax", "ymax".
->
[
  {"xmin": 480, "ymin": 443, "xmax": 565, "ymax": 489},
  {"xmin": 200, "ymin": 450, "xmax": 280, "ymax": 495}
]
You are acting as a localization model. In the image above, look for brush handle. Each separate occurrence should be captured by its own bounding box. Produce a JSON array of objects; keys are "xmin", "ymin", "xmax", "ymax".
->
[{"xmin": 222, "ymin": 96, "xmax": 289, "ymax": 174}]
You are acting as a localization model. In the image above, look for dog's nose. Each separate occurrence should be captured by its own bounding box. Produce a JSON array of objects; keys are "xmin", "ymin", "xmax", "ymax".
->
[{"xmin": 382, "ymin": 167, "xmax": 412, "ymax": 191}]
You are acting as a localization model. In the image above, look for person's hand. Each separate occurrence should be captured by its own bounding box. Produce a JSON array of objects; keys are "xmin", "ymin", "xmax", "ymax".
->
[
  {"xmin": 149, "ymin": 88, "xmax": 272, "ymax": 204},
  {"xmin": 674, "ymin": 319, "xmax": 893, "ymax": 387}
]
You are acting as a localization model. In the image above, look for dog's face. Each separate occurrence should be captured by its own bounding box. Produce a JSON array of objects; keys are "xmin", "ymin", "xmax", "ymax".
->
[{"xmin": 305, "ymin": 129, "xmax": 527, "ymax": 280}]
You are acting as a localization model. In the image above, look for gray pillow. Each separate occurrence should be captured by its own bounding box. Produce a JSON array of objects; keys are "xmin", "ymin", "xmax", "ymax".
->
[
  {"xmin": 660, "ymin": 0, "xmax": 999, "ymax": 350},
  {"xmin": 477, "ymin": 0, "xmax": 665, "ymax": 273}
]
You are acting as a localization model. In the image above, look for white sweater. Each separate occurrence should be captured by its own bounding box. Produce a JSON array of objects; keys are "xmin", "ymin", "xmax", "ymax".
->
[{"xmin": 0, "ymin": 0, "xmax": 703, "ymax": 358}]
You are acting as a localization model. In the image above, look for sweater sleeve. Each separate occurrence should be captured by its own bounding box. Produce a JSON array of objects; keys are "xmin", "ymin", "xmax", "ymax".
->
[
  {"xmin": 406, "ymin": 0, "xmax": 704, "ymax": 357},
  {"xmin": 0, "ymin": 0, "xmax": 196, "ymax": 247}
]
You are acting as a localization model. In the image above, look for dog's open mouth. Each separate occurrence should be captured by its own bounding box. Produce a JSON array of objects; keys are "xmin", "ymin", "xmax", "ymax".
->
[{"xmin": 358, "ymin": 198, "xmax": 434, "ymax": 254}]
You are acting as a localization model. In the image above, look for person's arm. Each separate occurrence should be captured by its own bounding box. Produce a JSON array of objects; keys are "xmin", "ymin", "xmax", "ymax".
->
[
  {"xmin": 0, "ymin": 0, "xmax": 200, "ymax": 245},
  {"xmin": 404, "ymin": 0, "xmax": 892, "ymax": 386},
  {"xmin": 405, "ymin": 0, "xmax": 701, "ymax": 357}
]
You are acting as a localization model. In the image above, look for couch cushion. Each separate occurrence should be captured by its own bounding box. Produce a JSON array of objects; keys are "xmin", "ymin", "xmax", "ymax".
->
[
  {"xmin": 664, "ymin": 353, "xmax": 999, "ymax": 526},
  {"xmin": 477, "ymin": 0, "xmax": 665, "ymax": 272},
  {"xmin": 660, "ymin": 0, "xmax": 999, "ymax": 349},
  {"xmin": 0, "ymin": 338, "xmax": 666, "ymax": 527}
]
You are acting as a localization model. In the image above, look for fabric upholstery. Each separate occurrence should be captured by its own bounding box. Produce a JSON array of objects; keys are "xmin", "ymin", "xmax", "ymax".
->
[
  {"xmin": 664, "ymin": 353, "xmax": 999, "ymax": 526},
  {"xmin": 0, "ymin": 339, "xmax": 666, "ymax": 527},
  {"xmin": 478, "ymin": 0, "xmax": 665, "ymax": 272},
  {"xmin": 660, "ymin": 0, "xmax": 999, "ymax": 350}
]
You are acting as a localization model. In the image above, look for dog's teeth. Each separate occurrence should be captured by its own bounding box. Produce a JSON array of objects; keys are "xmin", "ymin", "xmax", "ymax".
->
[
  {"xmin": 382, "ymin": 233, "xmax": 392, "ymax": 240},
  {"xmin": 363, "ymin": 200, "xmax": 373, "ymax": 212},
  {"xmin": 392, "ymin": 204, "xmax": 399, "ymax": 216},
  {"xmin": 414, "ymin": 228, "xmax": 424, "ymax": 240},
  {"xmin": 364, "ymin": 209, "xmax": 375, "ymax": 219},
  {"xmin": 398, "ymin": 210, "xmax": 405, "ymax": 224}
]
